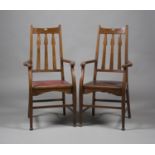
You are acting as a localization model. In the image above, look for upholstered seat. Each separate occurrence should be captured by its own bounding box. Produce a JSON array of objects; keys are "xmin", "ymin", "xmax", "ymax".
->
[
  {"xmin": 32, "ymin": 80, "xmax": 72, "ymax": 89},
  {"xmin": 84, "ymin": 80, "xmax": 122, "ymax": 90},
  {"xmin": 83, "ymin": 80, "xmax": 122, "ymax": 95}
]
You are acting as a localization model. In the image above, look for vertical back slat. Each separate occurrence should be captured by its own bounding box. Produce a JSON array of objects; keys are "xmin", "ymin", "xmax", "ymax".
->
[
  {"xmin": 101, "ymin": 34, "xmax": 107, "ymax": 69},
  {"xmin": 52, "ymin": 33, "xmax": 57, "ymax": 70},
  {"xmin": 118, "ymin": 34, "xmax": 122, "ymax": 69},
  {"xmin": 36, "ymin": 33, "xmax": 41, "ymax": 70},
  {"xmin": 44, "ymin": 33, "xmax": 48, "ymax": 70},
  {"xmin": 31, "ymin": 25, "xmax": 65, "ymax": 72},
  {"xmin": 110, "ymin": 34, "xmax": 115, "ymax": 70}
]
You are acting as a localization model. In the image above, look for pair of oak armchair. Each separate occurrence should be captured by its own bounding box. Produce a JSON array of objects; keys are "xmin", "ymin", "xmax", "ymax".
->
[{"xmin": 24, "ymin": 25, "xmax": 132, "ymax": 130}]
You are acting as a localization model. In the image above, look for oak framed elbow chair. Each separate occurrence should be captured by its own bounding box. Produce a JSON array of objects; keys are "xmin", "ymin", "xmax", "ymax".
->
[
  {"xmin": 79, "ymin": 25, "xmax": 133, "ymax": 130},
  {"xmin": 24, "ymin": 25, "xmax": 77, "ymax": 130}
]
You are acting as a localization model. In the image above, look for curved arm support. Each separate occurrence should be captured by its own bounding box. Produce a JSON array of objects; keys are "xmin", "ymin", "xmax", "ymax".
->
[
  {"xmin": 62, "ymin": 59, "xmax": 76, "ymax": 88},
  {"xmin": 80, "ymin": 59, "xmax": 96, "ymax": 88},
  {"xmin": 23, "ymin": 60, "xmax": 32, "ymax": 90},
  {"xmin": 122, "ymin": 60, "xmax": 133, "ymax": 89}
]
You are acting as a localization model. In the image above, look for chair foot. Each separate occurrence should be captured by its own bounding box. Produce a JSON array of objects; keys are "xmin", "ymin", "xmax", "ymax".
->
[
  {"xmin": 79, "ymin": 124, "xmax": 83, "ymax": 127},
  {"xmin": 121, "ymin": 128, "xmax": 125, "ymax": 131},
  {"xmin": 92, "ymin": 112, "xmax": 95, "ymax": 116},
  {"xmin": 29, "ymin": 127, "xmax": 33, "ymax": 131},
  {"xmin": 128, "ymin": 115, "xmax": 131, "ymax": 119}
]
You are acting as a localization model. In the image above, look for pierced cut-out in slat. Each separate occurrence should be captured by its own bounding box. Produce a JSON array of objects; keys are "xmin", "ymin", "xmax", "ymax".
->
[
  {"xmin": 118, "ymin": 34, "xmax": 122, "ymax": 70},
  {"xmin": 51, "ymin": 33, "xmax": 57, "ymax": 70},
  {"xmin": 101, "ymin": 34, "xmax": 107, "ymax": 69},
  {"xmin": 44, "ymin": 33, "xmax": 48, "ymax": 70},
  {"xmin": 36, "ymin": 33, "xmax": 41, "ymax": 70},
  {"xmin": 110, "ymin": 34, "xmax": 115, "ymax": 70}
]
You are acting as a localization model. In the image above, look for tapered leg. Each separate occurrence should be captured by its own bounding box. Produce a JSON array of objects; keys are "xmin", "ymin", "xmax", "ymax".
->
[
  {"xmin": 121, "ymin": 91, "xmax": 126, "ymax": 130},
  {"xmin": 72, "ymin": 89, "xmax": 77, "ymax": 127},
  {"xmin": 62, "ymin": 92, "xmax": 66, "ymax": 115},
  {"xmin": 29, "ymin": 91, "xmax": 33, "ymax": 130},
  {"xmin": 126, "ymin": 86, "xmax": 131, "ymax": 118},
  {"xmin": 79, "ymin": 87, "xmax": 83, "ymax": 126},
  {"xmin": 28, "ymin": 92, "xmax": 30, "ymax": 118},
  {"xmin": 92, "ymin": 92, "xmax": 96, "ymax": 116}
]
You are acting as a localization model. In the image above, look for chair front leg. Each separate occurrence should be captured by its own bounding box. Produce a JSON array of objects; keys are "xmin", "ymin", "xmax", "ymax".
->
[
  {"xmin": 62, "ymin": 59, "xmax": 77, "ymax": 126},
  {"xmin": 72, "ymin": 87, "xmax": 77, "ymax": 126},
  {"xmin": 27, "ymin": 68, "xmax": 33, "ymax": 130},
  {"xmin": 28, "ymin": 91, "xmax": 31, "ymax": 118},
  {"xmin": 121, "ymin": 90, "xmax": 126, "ymax": 130},
  {"xmin": 79, "ymin": 86, "xmax": 83, "ymax": 126},
  {"xmin": 29, "ymin": 90, "xmax": 33, "ymax": 130},
  {"xmin": 79, "ymin": 63, "xmax": 86, "ymax": 126},
  {"xmin": 70, "ymin": 63, "xmax": 77, "ymax": 126}
]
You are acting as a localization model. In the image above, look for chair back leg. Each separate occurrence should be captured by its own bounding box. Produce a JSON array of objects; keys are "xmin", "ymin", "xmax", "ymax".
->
[
  {"xmin": 62, "ymin": 92, "xmax": 66, "ymax": 115},
  {"xmin": 79, "ymin": 88, "xmax": 83, "ymax": 126},
  {"xmin": 92, "ymin": 92, "xmax": 96, "ymax": 116},
  {"xmin": 126, "ymin": 86, "xmax": 131, "ymax": 118},
  {"xmin": 73, "ymin": 89, "xmax": 77, "ymax": 126}
]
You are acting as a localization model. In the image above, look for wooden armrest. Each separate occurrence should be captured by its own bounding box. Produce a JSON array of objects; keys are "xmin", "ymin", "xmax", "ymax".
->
[
  {"xmin": 23, "ymin": 60, "xmax": 32, "ymax": 68},
  {"xmin": 62, "ymin": 59, "xmax": 76, "ymax": 87},
  {"xmin": 79, "ymin": 59, "xmax": 96, "ymax": 86},
  {"xmin": 81, "ymin": 59, "xmax": 96, "ymax": 68},
  {"xmin": 122, "ymin": 60, "xmax": 133, "ymax": 69},
  {"xmin": 62, "ymin": 59, "xmax": 75, "ymax": 67}
]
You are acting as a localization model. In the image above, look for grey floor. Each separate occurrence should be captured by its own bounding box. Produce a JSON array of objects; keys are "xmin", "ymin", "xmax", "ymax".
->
[{"xmin": 0, "ymin": 85, "xmax": 155, "ymax": 144}]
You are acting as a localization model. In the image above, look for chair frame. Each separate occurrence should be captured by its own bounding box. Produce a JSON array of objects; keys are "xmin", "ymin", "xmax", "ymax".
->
[
  {"xmin": 79, "ymin": 25, "xmax": 133, "ymax": 130},
  {"xmin": 24, "ymin": 25, "xmax": 77, "ymax": 130}
]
